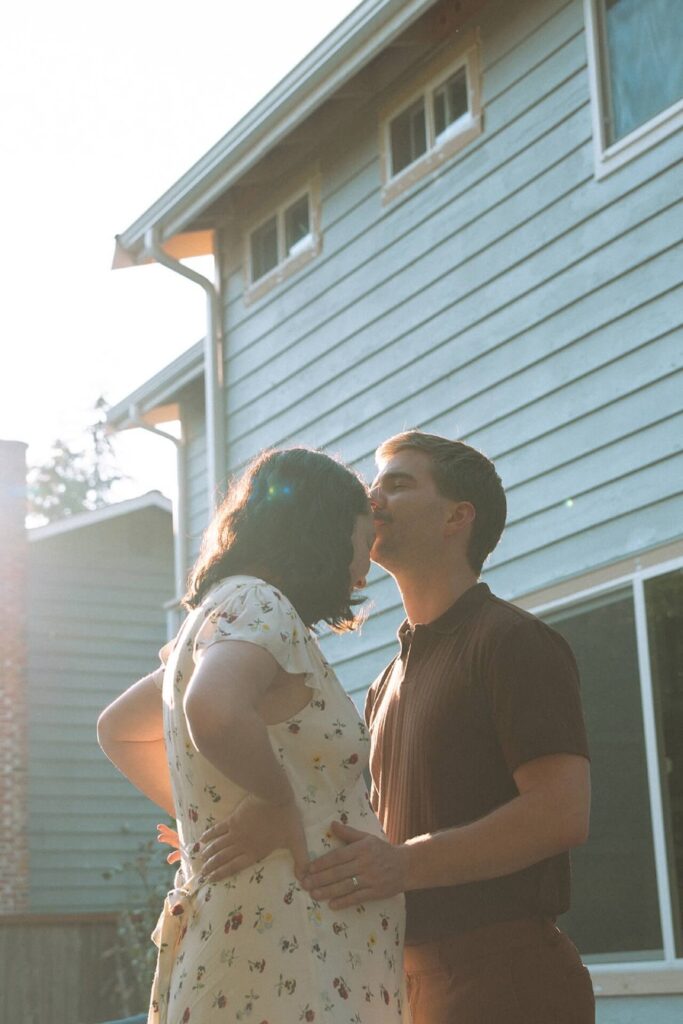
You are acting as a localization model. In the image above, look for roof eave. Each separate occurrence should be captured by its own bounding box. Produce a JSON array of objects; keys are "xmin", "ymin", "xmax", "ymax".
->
[
  {"xmin": 107, "ymin": 340, "xmax": 204, "ymax": 429},
  {"xmin": 28, "ymin": 492, "xmax": 172, "ymax": 542},
  {"xmin": 114, "ymin": 0, "xmax": 437, "ymax": 266}
]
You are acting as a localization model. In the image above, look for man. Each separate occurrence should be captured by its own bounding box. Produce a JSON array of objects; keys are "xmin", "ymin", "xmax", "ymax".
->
[{"xmin": 302, "ymin": 431, "xmax": 594, "ymax": 1023}]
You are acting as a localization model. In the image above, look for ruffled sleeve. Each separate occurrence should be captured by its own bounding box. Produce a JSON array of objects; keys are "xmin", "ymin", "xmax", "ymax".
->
[
  {"xmin": 192, "ymin": 577, "xmax": 320, "ymax": 686},
  {"xmin": 153, "ymin": 638, "xmax": 176, "ymax": 688}
]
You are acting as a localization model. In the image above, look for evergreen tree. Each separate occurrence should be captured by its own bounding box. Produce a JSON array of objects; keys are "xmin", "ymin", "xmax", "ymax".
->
[{"xmin": 28, "ymin": 397, "xmax": 124, "ymax": 522}]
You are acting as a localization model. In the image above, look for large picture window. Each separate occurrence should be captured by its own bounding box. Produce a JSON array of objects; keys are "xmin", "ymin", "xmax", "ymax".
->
[
  {"xmin": 532, "ymin": 560, "xmax": 683, "ymax": 977},
  {"xmin": 584, "ymin": 0, "xmax": 683, "ymax": 176},
  {"xmin": 646, "ymin": 568, "xmax": 683, "ymax": 956}
]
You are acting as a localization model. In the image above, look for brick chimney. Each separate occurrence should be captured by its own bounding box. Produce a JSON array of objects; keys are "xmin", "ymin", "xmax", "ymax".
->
[{"xmin": 0, "ymin": 440, "xmax": 29, "ymax": 912}]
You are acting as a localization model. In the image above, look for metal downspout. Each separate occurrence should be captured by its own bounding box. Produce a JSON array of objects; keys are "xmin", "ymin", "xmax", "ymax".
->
[
  {"xmin": 124, "ymin": 408, "xmax": 188, "ymax": 637},
  {"xmin": 143, "ymin": 226, "xmax": 225, "ymax": 515}
]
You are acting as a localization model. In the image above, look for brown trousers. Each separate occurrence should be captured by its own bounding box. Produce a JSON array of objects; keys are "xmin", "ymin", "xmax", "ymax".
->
[{"xmin": 403, "ymin": 918, "xmax": 595, "ymax": 1024}]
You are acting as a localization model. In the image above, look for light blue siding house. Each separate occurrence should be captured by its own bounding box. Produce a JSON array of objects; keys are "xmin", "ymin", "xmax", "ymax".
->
[{"xmin": 108, "ymin": 1, "xmax": 683, "ymax": 1019}]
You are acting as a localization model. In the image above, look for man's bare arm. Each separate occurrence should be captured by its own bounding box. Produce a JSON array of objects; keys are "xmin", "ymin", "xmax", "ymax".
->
[{"xmin": 302, "ymin": 753, "xmax": 590, "ymax": 909}]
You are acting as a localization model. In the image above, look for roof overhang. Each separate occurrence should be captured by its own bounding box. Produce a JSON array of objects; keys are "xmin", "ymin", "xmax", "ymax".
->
[
  {"xmin": 112, "ymin": 229, "xmax": 216, "ymax": 269},
  {"xmin": 29, "ymin": 492, "xmax": 172, "ymax": 542},
  {"xmin": 107, "ymin": 340, "xmax": 204, "ymax": 430},
  {"xmin": 113, "ymin": 0, "xmax": 440, "ymax": 268}
]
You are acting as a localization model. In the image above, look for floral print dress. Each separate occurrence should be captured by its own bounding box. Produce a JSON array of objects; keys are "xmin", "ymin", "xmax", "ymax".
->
[{"xmin": 149, "ymin": 576, "xmax": 406, "ymax": 1024}]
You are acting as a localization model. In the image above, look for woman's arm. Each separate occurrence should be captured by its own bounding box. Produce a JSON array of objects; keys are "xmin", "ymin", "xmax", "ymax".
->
[
  {"xmin": 184, "ymin": 640, "xmax": 295, "ymax": 803},
  {"xmin": 97, "ymin": 669, "xmax": 175, "ymax": 817},
  {"xmin": 183, "ymin": 640, "xmax": 308, "ymax": 876}
]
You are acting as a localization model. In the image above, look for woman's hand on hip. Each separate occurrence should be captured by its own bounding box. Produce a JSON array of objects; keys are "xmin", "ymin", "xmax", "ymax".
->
[{"xmin": 198, "ymin": 795, "xmax": 309, "ymax": 882}]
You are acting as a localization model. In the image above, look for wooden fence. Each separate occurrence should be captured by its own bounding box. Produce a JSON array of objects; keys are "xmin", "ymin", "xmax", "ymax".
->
[{"xmin": 0, "ymin": 913, "xmax": 140, "ymax": 1024}]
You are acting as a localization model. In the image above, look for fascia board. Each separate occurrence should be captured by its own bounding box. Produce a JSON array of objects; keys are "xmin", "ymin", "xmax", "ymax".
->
[
  {"xmin": 107, "ymin": 340, "xmax": 204, "ymax": 427},
  {"xmin": 28, "ymin": 492, "xmax": 172, "ymax": 542},
  {"xmin": 115, "ymin": 0, "xmax": 437, "ymax": 262}
]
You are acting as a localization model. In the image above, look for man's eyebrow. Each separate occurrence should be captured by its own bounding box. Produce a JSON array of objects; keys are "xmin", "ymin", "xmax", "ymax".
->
[{"xmin": 376, "ymin": 471, "xmax": 416, "ymax": 485}]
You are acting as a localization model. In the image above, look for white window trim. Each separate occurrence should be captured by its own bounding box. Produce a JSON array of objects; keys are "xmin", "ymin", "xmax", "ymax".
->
[
  {"xmin": 521, "ymin": 545, "xmax": 683, "ymax": 994},
  {"xmin": 584, "ymin": 0, "xmax": 683, "ymax": 180},
  {"xmin": 243, "ymin": 175, "xmax": 322, "ymax": 304},
  {"xmin": 379, "ymin": 31, "xmax": 482, "ymax": 205}
]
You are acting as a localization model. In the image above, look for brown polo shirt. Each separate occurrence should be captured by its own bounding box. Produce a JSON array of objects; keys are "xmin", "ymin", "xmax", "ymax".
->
[{"xmin": 365, "ymin": 582, "xmax": 589, "ymax": 944}]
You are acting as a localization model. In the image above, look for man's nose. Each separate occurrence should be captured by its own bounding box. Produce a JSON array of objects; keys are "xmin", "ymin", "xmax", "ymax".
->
[{"xmin": 369, "ymin": 491, "xmax": 384, "ymax": 512}]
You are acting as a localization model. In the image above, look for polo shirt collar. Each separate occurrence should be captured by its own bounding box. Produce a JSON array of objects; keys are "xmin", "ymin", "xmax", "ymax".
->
[{"xmin": 397, "ymin": 582, "xmax": 490, "ymax": 644}]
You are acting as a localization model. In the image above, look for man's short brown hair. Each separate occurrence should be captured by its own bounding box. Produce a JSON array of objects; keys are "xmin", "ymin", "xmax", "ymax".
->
[{"xmin": 376, "ymin": 431, "xmax": 507, "ymax": 575}]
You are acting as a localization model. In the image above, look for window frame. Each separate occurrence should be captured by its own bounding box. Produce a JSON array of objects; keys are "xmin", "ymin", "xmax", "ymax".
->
[
  {"xmin": 243, "ymin": 175, "xmax": 322, "ymax": 304},
  {"xmin": 378, "ymin": 31, "xmax": 482, "ymax": 205},
  {"xmin": 517, "ymin": 542, "xmax": 683, "ymax": 994},
  {"xmin": 584, "ymin": 0, "xmax": 683, "ymax": 180}
]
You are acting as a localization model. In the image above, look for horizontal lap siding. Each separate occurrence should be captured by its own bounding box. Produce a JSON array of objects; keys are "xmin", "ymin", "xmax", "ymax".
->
[
  {"xmin": 26, "ymin": 508, "xmax": 175, "ymax": 912},
  {"xmin": 180, "ymin": 380, "xmax": 209, "ymax": 564},
  {"xmin": 216, "ymin": 0, "xmax": 682, "ymax": 684}
]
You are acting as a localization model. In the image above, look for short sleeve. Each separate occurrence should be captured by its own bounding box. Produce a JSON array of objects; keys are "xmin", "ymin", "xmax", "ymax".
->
[
  {"xmin": 487, "ymin": 618, "xmax": 590, "ymax": 773},
  {"xmin": 192, "ymin": 578, "xmax": 320, "ymax": 685},
  {"xmin": 153, "ymin": 639, "xmax": 176, "ymax": 688}
]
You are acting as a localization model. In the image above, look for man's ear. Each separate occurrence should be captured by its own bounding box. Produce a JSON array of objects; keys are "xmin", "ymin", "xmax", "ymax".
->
[{"xmin": 444, "ymin": 501, "xmax": 476, "ymax": 536}]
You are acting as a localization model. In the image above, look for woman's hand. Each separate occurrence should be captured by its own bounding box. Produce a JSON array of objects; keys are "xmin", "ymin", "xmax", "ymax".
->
[
  {"xmin": 157, "ymin": 823, "xmax": 182, "ymax": 864},
  {"xmin": 199, "ymin": 796, "xmax": 309, "ymax": 882}
]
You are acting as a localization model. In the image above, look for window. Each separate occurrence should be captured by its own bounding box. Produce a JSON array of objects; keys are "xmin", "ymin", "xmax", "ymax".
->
[
  {"xmin": 433, "ymin": 67, "xmax": 469, "ymax": 140},
  {"xmin": 646, "ymin": 569, "xmax": 683, "ymax": 955},
  {"xmin": 250, "ymin": 193, "xmax": 312, "ymax": 284},
  {"xmin": 244, "ymin": 179, "xmax": 321, "ymax": 301},
  {"xmin": 380, "ymin": 34, "xmax": 482, "ymax": 204},
  {"xmin": 528, "ymin": 555, "xmax": 683, "ymax": 980},
  {"xmin": 584, "ymin": 0, "xmax": 683, "ymax": 176},
  {"xmin": 390, "ymin": 98, "xmax": 428, "ymax": 176},
  {"xmin": 250, "ymin": 216, "xmax": 278, "ymax": 282}
]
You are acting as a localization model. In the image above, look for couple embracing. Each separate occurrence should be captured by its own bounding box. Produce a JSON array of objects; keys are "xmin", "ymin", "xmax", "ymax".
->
[{"xmin": 99, "ymin": 430, "xmax": 594, "ymax": 1024}]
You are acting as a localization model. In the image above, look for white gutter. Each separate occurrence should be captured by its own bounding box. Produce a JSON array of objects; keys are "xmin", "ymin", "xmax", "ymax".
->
[
  {"xmin": 123, "ymin": 405, "xmax": 189, "ymax": 637},
  {"xmin": 142, "ymin": 226, "xmax": 224, "ymax": 517}
]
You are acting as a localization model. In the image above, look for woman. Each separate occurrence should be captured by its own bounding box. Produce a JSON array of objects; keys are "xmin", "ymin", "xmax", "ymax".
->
[{"xmin": 98, "ymin": 448, "xmax": 407, "ymax": 1024}]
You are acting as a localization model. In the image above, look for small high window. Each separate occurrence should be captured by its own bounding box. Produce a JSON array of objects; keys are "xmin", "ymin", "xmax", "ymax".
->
[
  {"xmin": 244, "ymin": 180, "xmax": 321, "ymax": 301},
  {"xmin": 283, "ymin": 195, "xmax": 311, "ymax": 258},
  {"xmin": 250, "ymin": 216, "xmax": 278, "ymax": 282},
  {"xmin": 433, "ymin": 67, "xmax": 469, "ymax": 141},
  {"xmin": 390, "ymin": 98, "xmax": 428, "ymax": 175},
  {"xmin": 585, "ymin": 0, "xmax": 683, "ymax": 176},
  {"xmin": 380, "ymin": 36, "xmax": 482, "ymax": 204}
]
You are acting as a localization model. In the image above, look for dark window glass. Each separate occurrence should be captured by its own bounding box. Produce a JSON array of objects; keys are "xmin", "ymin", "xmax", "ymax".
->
[
  {"xmin": 284, "ymin": 195, "xmax": 310, "ymax": 255},
  {"xmin": 433, "ymin": 67, "xmax": 469, "ymax": 138},
  {"xmin": 390, "ymin": 98, "xmax": 427, "ymax": 175},
  {"xmin": 602, "ymin": 0, "xmax": 683, "ymax": 143},
  {"xmin": 250, "ymin": 216, "xmax": 278, "ymax": 282},
  {"xmin": 543, "ymin": 590, "xmax": 663, "ymax": 960},
  {"xmin": 645, "ymin": 568, "xmax": 683, "ymax": 956}
]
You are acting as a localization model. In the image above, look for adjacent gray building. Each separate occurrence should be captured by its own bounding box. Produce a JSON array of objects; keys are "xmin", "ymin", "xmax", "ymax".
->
[{"xmin": 0, "ymin": 473, "xmax": 173, "ymax": 1023}]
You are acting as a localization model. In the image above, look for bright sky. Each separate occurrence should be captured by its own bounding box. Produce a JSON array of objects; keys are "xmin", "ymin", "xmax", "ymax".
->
[{"xmin": 0, "ymin": 0, "xmax": 361, "ymax": 500}]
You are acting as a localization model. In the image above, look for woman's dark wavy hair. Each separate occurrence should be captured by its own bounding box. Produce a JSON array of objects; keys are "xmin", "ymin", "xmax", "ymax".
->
[{"xmin": 184, "ymin": 448, "xmax": 370, "ymax": 631}]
